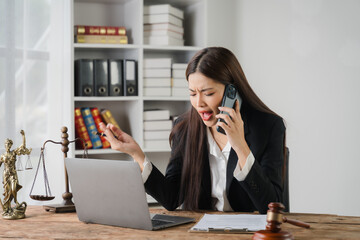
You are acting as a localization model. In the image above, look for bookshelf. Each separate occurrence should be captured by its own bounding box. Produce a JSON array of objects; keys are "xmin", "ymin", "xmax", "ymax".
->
[{"xmin": 70, "ymin": 0, "xmax": 207, "ymax": 179}]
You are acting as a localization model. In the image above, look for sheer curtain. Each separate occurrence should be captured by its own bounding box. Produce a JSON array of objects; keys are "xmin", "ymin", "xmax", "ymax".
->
[{"xmin": 0, "ymin": 0, "xmax": 71, "ymax": 205}]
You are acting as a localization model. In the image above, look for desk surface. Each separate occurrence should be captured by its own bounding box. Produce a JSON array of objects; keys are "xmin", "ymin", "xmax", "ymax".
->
[{"xmin": 0, "ymin": 206, "xmax": 360, "ymax": 239}]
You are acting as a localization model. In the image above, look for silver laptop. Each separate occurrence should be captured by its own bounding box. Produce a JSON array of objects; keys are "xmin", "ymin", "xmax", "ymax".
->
[{"xmin": 65, "ymin": 157, "xmax": 195, "ymax": 230}]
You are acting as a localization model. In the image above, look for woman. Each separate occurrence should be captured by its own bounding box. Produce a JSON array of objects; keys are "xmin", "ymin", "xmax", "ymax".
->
[{"xmin": 99, "ymin": 47, "xmax": 286, "ymax": 214}]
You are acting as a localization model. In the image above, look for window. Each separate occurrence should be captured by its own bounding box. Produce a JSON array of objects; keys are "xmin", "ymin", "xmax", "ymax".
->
[
  {"xmin": 0, "ymin": 0, "xmax": 69, "ymax": 205},
  {"xmin": 0, "ymin": 0, "xmax": 50, "ymax": 150}
]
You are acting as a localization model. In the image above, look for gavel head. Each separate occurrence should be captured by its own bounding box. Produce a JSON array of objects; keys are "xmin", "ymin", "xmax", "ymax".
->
[{"xmin": 266, "ymin": 202, "xmax": 285, "ymax": 233}]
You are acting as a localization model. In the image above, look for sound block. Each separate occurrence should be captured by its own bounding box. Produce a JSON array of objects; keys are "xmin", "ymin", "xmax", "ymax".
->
[{"xmin": 253, "ymin": 230, "xmax": 294, "ymax": 240}]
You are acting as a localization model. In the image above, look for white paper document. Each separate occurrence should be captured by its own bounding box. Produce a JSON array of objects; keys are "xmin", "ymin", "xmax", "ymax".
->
[{"xmin": 190, "ymin": 214, "xmax": 267, "ymax": 233}]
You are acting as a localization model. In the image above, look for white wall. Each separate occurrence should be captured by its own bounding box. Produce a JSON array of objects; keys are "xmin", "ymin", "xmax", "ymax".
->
[{"xmin": 235, "ymin": 0, "xmax": 360, "ymax": 216}]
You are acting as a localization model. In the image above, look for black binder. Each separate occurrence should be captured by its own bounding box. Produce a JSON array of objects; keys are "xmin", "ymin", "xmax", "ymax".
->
[
  {"xmin": 108, "ymin": 59, "xmax": 124, "ymax": 96},
  {"xmin": 123, "ymin": 59, "xmax": 138, "ymax": 96},
  {"xmin": 94, "ymin": 59, "xmax": 108, "ymax": 96},
  {"xmin": 75, "ymin": 59, "xmax": 94, "ymax": 96}
]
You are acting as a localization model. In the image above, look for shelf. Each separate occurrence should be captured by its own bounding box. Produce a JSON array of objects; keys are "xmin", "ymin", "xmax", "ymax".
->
[
  {"xmin": 74, "ymin": 43, "xmax": 141, "ymax": 49},
  {"xmin": 143, "ymin": 96, "xmax": 189, "ymax": 101},
  {"xmin": 143, "ymin": 45, "xmax": 203, "ymax": 51},
  {"xmin": 75, "ymin": 148, "xmax": 122, "ymax": 155},
  {"xmin": 71, "ymin": 0, "xmax": 205, "ymax": 165},
  {"xmin": 144, "ymin": 148, "xmax": 171, "ymax": 153},
  {"xmin": 75, "ymin": 148, "xmax": 172, "ymax": 155},
  {"xmin": 74, "ymin": 96, "xmax": 140, "ymax": 101},
  {"xmin": 76, "ymin": 0, "xmax": 133, "ymax": 4},
  {"xmin": 74, "ymin": 44, "xmax": 203, "ymax": 51}
]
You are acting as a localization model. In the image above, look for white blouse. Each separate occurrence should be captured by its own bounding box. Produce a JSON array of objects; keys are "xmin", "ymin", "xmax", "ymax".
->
[{"xmin": 140, "ymin": 127, "xmax": 255, "ymax": 211}]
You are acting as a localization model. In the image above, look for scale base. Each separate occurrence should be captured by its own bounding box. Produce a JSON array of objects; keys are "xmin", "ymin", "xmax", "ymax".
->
[{"xmin": 43, "ymin": 203, "xmax": 75, "ymax": 213}]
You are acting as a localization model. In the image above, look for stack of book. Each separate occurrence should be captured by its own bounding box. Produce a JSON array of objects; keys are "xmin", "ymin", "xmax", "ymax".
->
[
  {"xmin": 74, "ymin": 107, "xmax": 120, "ymax": 150},
  {"xmin": 143, "ymin": 109, "xmax": 172, "ymax": 149},
  {"xmin": 74, "ymin": 25, "xmax": 128, "ymax": 44},
  {"xmin": 171, "ymin": 63, "xmax": 188, "ymax": 97},
  {"xmin": 143, "ymin": 58, "xmax": 172, "ymax": 96},
  {"xmin": 143, "ymin": 4, "xmax": 184, "ymax": 46}
]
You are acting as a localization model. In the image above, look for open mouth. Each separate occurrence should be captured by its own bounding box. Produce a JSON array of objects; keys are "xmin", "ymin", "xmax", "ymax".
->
[{"xmin": 199, "ymin": 111, "xmax": 213, "ymax": 121}]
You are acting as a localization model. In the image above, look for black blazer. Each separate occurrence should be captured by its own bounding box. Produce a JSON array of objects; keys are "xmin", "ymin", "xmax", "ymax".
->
[{"xmin": 144, "ymin": 103, "xmax": 286, "ymax": 214}]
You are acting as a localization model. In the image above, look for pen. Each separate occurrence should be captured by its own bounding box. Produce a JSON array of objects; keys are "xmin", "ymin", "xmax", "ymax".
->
[
  {"xmin": 93, "ymin": 131, "xmax": 119, "ymax": 140},
  {"xmin": 208, "ymin": 227, "xmax": 249, "ymax": 233}
]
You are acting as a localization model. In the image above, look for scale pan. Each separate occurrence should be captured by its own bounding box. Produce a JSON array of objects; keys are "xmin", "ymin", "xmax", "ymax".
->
[{"xmin": 30, "ymin": 195, "xmax": 55, "ymax": 201}]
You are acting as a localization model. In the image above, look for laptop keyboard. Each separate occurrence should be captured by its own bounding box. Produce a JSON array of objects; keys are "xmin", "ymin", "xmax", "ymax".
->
[{"xmin": 151, "ymin": 219, "xmax": 173, "ymax": 227}]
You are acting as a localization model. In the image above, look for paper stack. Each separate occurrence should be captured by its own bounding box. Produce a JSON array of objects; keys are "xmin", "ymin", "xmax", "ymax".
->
[
  {"xmin": 172, "ymin": 63, "xmax": 188, "ymax": 97},
  {"xmin": 143, "ymin": 58, "xmax": 172, "ymax": 96},
  {"xmin": 143, "ymin": 4, "xmax": 184, "ymax": 46},
  {"xmin": 143, "ymin": 109, "xmax": 172, "ymax": 149}
]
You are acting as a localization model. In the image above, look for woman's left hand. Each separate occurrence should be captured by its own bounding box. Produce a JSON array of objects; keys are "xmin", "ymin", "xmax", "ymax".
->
[{"xmin": 216, "ymin": 100, "xmax": 250, "ymax": 167}]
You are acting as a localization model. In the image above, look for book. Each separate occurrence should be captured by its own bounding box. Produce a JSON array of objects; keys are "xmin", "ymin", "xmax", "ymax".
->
[
  {"xmin": 94, "ymin": 59, "xmax": 108, "ymax": 96},
  {"xmin": 172, "ymin": 78, "xmax": 188, "ymax": 88},
  {"xmin": 143, "ymin": 58, "xmax": 172, "ymax": 69},
  {"xmin": 100, "ymin": 109, "xmax": 120, "ymax": 129},
  {"xmin": 143, "ymin": 14, "xmax": 183, "ymax": 27},
  {"xmin": 172, "ymin": 63, "xmax": 187, "ymax": 69},
  {"xmin": 144, "ymin": 23, "xmax": 184, "ymax": 34},
  {"xmin": 172, "ymin": 69, "xmax": 185, "ymax": 78},
  {"xmin": 143, "ymin": 68, "xmax": 171, "ymax": 78},
  {"xmin": 75, "ymin": 59, "xmax": 94, "ymax": 96},
  {"xmin": 144, "ymin": 29, "xmax": 183, "ymax": 39},
  {"xmin": 143, "ymin": 109, "xmax": 170, "ymax": 121},
  {"xmin": 143, "ymin": 87, "xmax": 171, "ymax": 97},
  {"xmin": 75, "ymin": 35, "xmax": 128, "ymax": 44},
  {"xmin": 90, "ymin": 107, "xmax": 111, "ymax": 149},
  {"xmin": 143, "ymin": 4, "xmax": 184, "ymax": 20},
  {"xmin": 81, "ymin": 107, "xmax": 103, "ymax": 149},
  {"xmin": 143, "ymin": 120, "xmax": 173, "ymax": 131},
  {"xmin": 172, "ymin": 87, "xmax": 188, "ymax": 97},
  {"xmin": 144, "ymin": 78, "xmax": 171, "ymax": 87},
  {"xmin": 144, "ymin": 140, "xmax": 170, "ymax": 149},
  {"xmin": 74, "ymin": 25, "xmax": 126, "ymax": 36},
  {"xmin": 144, "ymin": 130, "xmax": 171, "ymax": 140},
  {"xmin": 74, "ymin": 108, "xmax": 93, "ymax": 149},
  {"xmin": 144, "ymin": 36, "xmax": 184, "ymax": 46}
]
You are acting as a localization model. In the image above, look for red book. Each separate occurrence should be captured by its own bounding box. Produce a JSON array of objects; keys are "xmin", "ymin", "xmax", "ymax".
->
[
  {"xmin": 91, "ymin": 107, "xmax": 111, "ymax": 149},
  {"xmin": 74, "ymin": 25, "xmax": 126, "ymax": 36},
  {"xmin": 75, "ymin": 108, "xmax": 93, "ymax": 149}
]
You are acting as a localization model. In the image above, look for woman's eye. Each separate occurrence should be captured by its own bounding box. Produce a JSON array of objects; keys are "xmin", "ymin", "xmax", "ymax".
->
[{"xmin": 205, "ymin": 93, "xmax": 214, "ymax": 96}]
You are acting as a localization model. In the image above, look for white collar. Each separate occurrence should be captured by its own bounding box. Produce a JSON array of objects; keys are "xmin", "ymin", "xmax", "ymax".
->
[{"xmin": 207, "ymin": 127, "xmax": 231, "ymax": 157}]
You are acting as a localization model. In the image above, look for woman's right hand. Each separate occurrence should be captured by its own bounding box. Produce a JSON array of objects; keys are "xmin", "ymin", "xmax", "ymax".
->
[{"xmin": 98, "ymin": 122, "xmax": 145, "ymax": 168}]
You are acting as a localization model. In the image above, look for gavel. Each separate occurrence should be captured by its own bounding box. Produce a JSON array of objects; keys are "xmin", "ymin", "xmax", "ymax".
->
[{"xmin": 253, "ymin": 202, "xmax": 310, "ymax": 240}]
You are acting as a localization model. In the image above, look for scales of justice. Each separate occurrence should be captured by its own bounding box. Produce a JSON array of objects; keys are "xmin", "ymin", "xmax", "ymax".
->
[{"xmin": 0, "ymin": 127, "xmax": 87, "ymax": 219}]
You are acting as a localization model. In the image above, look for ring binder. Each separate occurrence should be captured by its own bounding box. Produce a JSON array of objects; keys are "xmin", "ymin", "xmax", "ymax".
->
[
  {"xmin": 94, "ymin": 59, "xmax": 109, "ymax": 96},
  {"xmin": 123, "ymin": 59, "xmax": 137, "ymax": 96},
  {"xmin": 108, "ymin": 59, "xmax": 124, "ymax": 96},
  {"xmin": 75, "ymin": 59, "xmax": 94, "ymax": 96}
]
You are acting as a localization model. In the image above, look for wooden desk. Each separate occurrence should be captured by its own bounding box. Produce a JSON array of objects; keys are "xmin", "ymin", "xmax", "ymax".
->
[{"xmin": 0, "ymin": 206, "xmax": 359, "ymax": 239}]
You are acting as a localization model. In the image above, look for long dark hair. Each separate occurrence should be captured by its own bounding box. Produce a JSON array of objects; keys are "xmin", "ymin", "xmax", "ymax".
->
[{"xmin": 170, "ymin": 47, "xmax": 286, "ymax": 211}]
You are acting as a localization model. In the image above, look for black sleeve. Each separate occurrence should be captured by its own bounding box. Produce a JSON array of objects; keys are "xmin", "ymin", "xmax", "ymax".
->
[
  {"xmin": 239, "ymin": 118, "xmax": 285, "ymax": 214},
  {"xmin": 144, "ymin": 131, "xmax": 184, "ymax": 211}
]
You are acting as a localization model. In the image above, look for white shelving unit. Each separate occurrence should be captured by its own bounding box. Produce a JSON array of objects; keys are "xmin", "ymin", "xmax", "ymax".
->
[{"xmin": 69, "ymin": 0, "xmax": 207, "ymax": 173}]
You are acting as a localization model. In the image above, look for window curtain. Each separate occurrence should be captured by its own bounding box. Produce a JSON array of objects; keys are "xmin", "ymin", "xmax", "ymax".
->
[{"xmin": 0, "ymin": 0, "xmax": 71, "ymax": 205}]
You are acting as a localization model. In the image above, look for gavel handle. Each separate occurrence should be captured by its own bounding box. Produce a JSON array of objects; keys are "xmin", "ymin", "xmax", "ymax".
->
[{"xmin": 283, "ymin": 216, "xmax": 311, "ymax": 229}]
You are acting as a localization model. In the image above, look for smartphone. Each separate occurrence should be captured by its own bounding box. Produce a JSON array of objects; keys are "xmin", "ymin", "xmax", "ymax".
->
[{"xmin": 216, "ymin": 84, "xmax": 242, "ymax": 135}]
